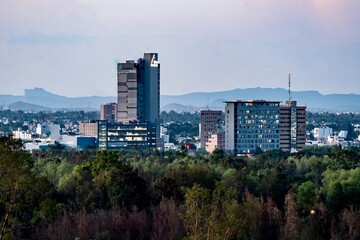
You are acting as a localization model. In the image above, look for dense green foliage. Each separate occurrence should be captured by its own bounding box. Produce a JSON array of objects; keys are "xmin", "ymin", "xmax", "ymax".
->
[{"xmin": 1, "ymin": 136, "xmax": 360, "ymax": 239}]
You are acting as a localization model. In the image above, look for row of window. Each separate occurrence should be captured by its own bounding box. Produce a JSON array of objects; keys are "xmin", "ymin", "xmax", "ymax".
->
[
  {"xmin": 238, "ymin": 139, "xmax": 279, "ymax": 144},
  {"xmin": 237, "ymin": 144, "xmax": 279, "ymax": 149},
  {"xmin": 238, "ymin": 134, "xmax": 279, "ymax": 139},
  {"xmin": 238, "ymin": 110, "xmax": 279, "ymax": 114}
]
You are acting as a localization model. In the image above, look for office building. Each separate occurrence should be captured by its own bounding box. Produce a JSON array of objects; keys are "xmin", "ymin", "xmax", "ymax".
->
[
  {"xmin": 200, "ymin": 110, "xmax": 222, "ymax": 148},
  {"xmin": 60, "ymin": 135, "xmax": 97, "ymax": 150},
  {"xmin": 279, "ymin": 100, "xmax": 306, "ymax": 152},
  {"xmin": 98, "ymin": 52, "xmax": 161, "ymax": 150},
  {"xmin": 117, "ymin": 53, "xmax": 159, "ymax": 123},
  {"xmin": 80, "ymin": 121, "xmax": 98, "ymax": 137},
  {"xmin": 98, "ymin": 120, "xmax": 156, "ymax": 150},
  {"xmin": 117, "ymin": 60, "xmax": 139, "ymax": 121},
  {"xmin": 100, "ymin": 103, "xmax": 117, "ymax": 122},
  {"xmin": 225, "ymin": 100, "xmax": 280, "ymax": 154},
  {"xmin": 117, "ymin": 53, "xmax": 162, "ymax": 148}
]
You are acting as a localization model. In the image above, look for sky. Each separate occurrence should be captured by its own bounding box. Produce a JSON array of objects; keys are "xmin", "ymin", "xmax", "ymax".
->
[{"xmin": 1, "ymin": 0, "xmax": 360, "ymax": 97}]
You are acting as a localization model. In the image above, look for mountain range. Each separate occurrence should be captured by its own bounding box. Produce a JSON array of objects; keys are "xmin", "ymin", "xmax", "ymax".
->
[
  {"xmin": 0, "ymin": 88, "xmax": 115, "ymax": 111},
  {"xmin": 1, "ymin": 87, "xmax": 360, "ymax": 112}
]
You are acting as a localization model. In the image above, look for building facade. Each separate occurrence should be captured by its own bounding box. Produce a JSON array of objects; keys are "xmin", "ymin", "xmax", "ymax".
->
[
  {"xmin": 97, "ymin": 120, "xmax": 156, "ymax": 150},
  {"xmin": 225, "ymin": 100, "xmax": 280, "ymax": 154},
  {"xmin": 100, "ymin": 103, "xmax": 117, "ymax": 122},
  {"xmin": 313, "ymin": 126, "xmax": 333, "ymax": 140},
  {"xmin": 115, "ymin": 53, "xmax": 161, "ymax": 149},
  {"xmin": 205, "ymin": 131, "xmax": 225, "ymax": 153},
  {"xmin": 200, "ymin": 110, "xmax": 222, "ymax": 148},
  {"xmin": 279, "ymin": 100, "xmax": 306, "ymax": 152},
  {"xmin": 80, "ymin": 121, "xmax": 98, "ymax": 137}
]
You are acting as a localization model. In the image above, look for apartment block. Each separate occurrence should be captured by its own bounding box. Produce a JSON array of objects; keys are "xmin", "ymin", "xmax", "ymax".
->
[{"xmin": 200, "ymin": 110, "xmax": 222, "ymax": 148}]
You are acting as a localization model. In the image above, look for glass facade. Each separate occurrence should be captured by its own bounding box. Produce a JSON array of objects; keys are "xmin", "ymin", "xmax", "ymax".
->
[
  {"xmin": 226, "ymin": 101, "xmax": 280, "ymax": 154},
  {"xmin": 98, "ymin": 120, "xmax": 157, "ymax": 150},
  {"xmin": 289, "ymin": 101, "xmax": 298, "ymax": 151}
]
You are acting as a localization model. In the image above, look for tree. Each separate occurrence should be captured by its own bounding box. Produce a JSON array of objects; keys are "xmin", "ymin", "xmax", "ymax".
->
[
  {"xmin": 296, "ymin": 181, "xmax": 316, "ymax": 210},
  {"xmin": 181, "ymin": 184, "xmax": 210, "ymax": 239},
  {"xmin": 181, "ymin": 183, "xmax": 247, "ymax": 240},
  {"xmin": 0, "ymin": 136, "xmax": 37, "ymax": 239}
]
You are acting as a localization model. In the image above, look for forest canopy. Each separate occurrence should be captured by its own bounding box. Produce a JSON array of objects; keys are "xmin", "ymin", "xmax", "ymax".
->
[{"xmin": 1, "ymin": 136, "xmax": 360, "ymax": 239}]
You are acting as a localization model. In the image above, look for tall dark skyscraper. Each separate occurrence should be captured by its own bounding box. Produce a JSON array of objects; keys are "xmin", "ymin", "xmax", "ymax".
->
[{"xmin": 115, "ymin": 52, "xmax": 161, "ymax": 148}]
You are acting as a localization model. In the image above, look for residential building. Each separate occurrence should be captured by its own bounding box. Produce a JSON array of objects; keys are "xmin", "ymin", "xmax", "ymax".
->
[
  {"xmin": 279, "ymin": 100, "xmax": 306, "ymax": 152},
  {"xmin": 313, "ymin": 126, "xmax": 333, "ymax": 140},
  {"xmin": 225, "ymin": 100, "xmax": 280, "ymax": 154},
  {"xmin": 200, "ymin": 110, "xmax": 222, "ymax": 148},
  {"xmin": 100, "ymin": 103, "xmax": 117, "ymax": 122},
  {"xmin": 12, "ymin": 129, "xmax": 32, "ymax": 140},
  {"xmin": 36, "ymin": 124, "xmax": 47, "ymax": 136},
  {"xmin": 160, "ymin": 126, "xmax": 169, "ymax": 144},
  {"xmin": 48, "ymin": 124, "xmax": 61, "ymax": 141},
  {"xmin": 205, "ymin": 131, "xmax": 225, "ymax": 153}
]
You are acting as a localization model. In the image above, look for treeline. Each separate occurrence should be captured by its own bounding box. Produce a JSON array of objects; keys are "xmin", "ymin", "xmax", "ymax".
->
[
  {"xmin": 1, "ymin": 136, "xmax": 360, "ymax": 239},
  {"xmin": 307, "ymin": 112, "xmax": 360, "ymax": 139}
]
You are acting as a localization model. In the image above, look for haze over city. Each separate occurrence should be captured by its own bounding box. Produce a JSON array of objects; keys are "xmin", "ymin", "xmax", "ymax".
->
[{"xmin": 1, "ymin": 0, "xmax": 360, "ymax": 97}]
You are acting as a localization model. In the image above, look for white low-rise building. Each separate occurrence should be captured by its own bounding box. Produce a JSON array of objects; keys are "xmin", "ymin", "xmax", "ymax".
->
[
  {"xmin": 164, "ymin": 143, "xmax": 177, "ymax": 151},
  {"xmin": 338, "ymin": 130, "xmax": 348, "ymax": 139},
  {"xmin": 12, "ymin": 129, "xmax": 32, "ymax": 140},
  {"xmin": 313, "ymin": 127, "xmax": 333, "ymax": 140}
]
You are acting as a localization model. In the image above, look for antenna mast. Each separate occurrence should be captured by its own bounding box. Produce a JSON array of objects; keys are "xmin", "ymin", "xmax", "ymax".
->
[
  {"xmin": 288, "ymin": 73, "xmax": 291, "ymax": 101},
  {"xmin": 207, "ymin": 93, "xmax": 209, "ymax": 110}
]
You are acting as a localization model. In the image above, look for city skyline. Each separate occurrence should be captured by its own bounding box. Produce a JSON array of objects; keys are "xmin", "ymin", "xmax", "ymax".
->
[{"xmin": 1, "ymin": 0, "xmax": 360, "ymax": 97}]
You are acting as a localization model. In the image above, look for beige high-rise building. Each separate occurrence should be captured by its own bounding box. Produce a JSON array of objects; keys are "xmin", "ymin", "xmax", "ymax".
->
[{"xmin": 117, "ymin": 60, "xmax": 139, "ymax": 122}]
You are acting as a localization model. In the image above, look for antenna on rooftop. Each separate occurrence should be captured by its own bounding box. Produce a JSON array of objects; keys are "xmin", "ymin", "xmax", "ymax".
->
[
  {"xmin": 288, "ymin": 73, "xmax": 291, "ymax": 101},
  {"xmin": 207, "ymin": 93, "xmax": 210, "ymax": 110}
]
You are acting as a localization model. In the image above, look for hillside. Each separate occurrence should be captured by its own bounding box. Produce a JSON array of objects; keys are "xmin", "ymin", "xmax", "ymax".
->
[{"xmin": 1, "ymin": 87, "xmax": 360, "ymax": 112}]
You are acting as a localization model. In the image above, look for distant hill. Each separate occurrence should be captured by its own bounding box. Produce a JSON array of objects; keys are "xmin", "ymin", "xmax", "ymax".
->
[
  {"xmin": 9, "ymin": 101, "xmax": 50, "ymax": 112},
  {"xmin": 1, "ymin": 87, "xmax": 360, "ymax": 112},
  {"xmin": 161, "ymin": 87, "xmax": 360, "ymax": 112},
  {"xmin": 0, "ymin": 88, "xmax": 116, "ymax": 111},
  {"xmin": 161, "ymin": 103, "xmax": 200, "ymax": 113}
]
